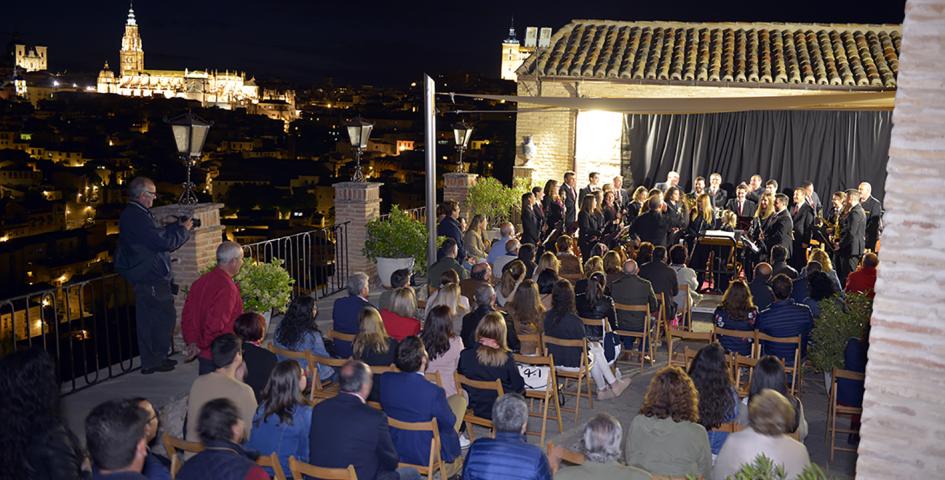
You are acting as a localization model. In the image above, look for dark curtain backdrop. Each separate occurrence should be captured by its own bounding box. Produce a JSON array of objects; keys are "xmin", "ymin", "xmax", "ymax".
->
[{"xmin": 621, "ymin": 110, "xmax": 892, "ymax": 201}]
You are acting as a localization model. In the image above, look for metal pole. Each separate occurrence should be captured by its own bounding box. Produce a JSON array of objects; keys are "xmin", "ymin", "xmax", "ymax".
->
[{"xmin": 423, "ymin": 74, "xmax": 437, "ymax": 272}]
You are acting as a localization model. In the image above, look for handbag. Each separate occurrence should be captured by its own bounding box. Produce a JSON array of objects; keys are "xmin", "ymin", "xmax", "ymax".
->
[{"xmin": 517, "ymin": 363, "xmax": 551, "ymax": 391}]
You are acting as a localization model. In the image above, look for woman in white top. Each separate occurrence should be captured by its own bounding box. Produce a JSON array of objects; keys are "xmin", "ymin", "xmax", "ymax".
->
[
  {"xmin": 421, "ymin": 305, "xmax": 465, "ymax": 397},
  {"xmin": 713, "ymin": 389, "xmax": 811, "ymax": 480},
  {"xmin": 669, "ymin": 244, "xmax": 702, "ymax": 313}
]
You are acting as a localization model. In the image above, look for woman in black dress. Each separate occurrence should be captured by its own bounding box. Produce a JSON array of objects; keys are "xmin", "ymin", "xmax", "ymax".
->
[
  {"xmin": 687, "ymin": 193, "xmax": 719, "ymax": 288},
  {"xmin": 542, "ymin": 179, "xmax": 566, "ymax": 236},
  {"xmin": 578, "ymin": 194, "xmax": 604, "ymax": 260}
]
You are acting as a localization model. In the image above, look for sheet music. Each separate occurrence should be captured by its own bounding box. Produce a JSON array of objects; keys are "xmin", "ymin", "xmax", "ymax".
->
[{"xmin": 705, "ymin": 230, "xmax": 736, "ymax": 239}]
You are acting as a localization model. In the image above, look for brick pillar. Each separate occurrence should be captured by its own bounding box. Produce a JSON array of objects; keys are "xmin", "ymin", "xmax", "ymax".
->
[
  {"xmin": 513, "ymin": 165, "xmax": 536, "ymax": 186},
  {"xmin": 856, "ymin": 1, "xmax": 945, "ymax": 478},
  {"xmin": 149, "ymin": 203, "xmax": 225, "ymax": 342},
  {"xmin": 333, "ymin": 182, "xmax": 382, "ymax": 279},
  {"xmin": 443, "ymin": 172, "xmax": 478, "ymax": 219}
]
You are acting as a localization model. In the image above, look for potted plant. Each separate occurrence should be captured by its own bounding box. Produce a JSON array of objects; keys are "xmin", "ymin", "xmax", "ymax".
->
[
  {"xmin": 364, "ymin": 205, "xmax": 429, "ymax": 287},
  {"xmin": 467, "ymin": 177, "xmax": 530, "ymax": 242},
  {"xmin": 809, "ymin": 292, "xmax": 873, "ymax": 389},
  {"xmin": 234, "ymin": 258, "xmax": 294, "ymax": 322},
  {"xmin": 725, "ymin": 453, "xmax": 828, "ymax": 479}
]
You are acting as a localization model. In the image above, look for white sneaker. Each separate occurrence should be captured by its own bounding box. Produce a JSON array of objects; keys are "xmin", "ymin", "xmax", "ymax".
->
[{"xmin": 459, "ymin": 433, "xmax": 471, "ymax": 448}]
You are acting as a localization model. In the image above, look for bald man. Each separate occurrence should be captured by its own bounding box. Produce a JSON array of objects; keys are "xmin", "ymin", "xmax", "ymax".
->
[
  {"xmin": 610, "ymin": 259, "xmax": 659, "ymax": 352},
  {"xmin": 858, "ymin": 182, "xmax": 883, "ymax": 252}
]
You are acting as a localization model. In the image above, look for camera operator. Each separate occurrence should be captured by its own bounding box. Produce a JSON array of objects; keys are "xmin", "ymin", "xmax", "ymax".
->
[{"xmin": 117, "ymin": 177, "xmax": 193, "ymax": 374}]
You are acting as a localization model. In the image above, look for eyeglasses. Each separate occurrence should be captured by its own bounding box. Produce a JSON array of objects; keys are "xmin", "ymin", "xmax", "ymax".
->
[{"xmin": 143, "ymin": 190, "xmax": 157, "ymax": 197}]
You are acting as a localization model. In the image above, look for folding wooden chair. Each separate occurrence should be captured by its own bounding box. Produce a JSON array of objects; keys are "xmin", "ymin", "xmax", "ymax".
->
[
  {"xmin": 546, "ymin": 441, "xmax": 585, "ymax": 466},
  {"xmin": 256, "ymin": 452, "xmax": 288, "ymax": 480},
  {"xmin": 513, "ymin": 353, "xmax": 563, "ymax": 444},
  {"xmin": 371, "ymin": 364, "xmax": 400, "ymax": 375},
  {"xmin": 327, "ymin": 329, "xmax": 356, "ymax": 356},
  {"xmin": 613, "ymin": 302, "xmax": 655, "ymax": 368},
  {"xmin": 665, "ymin": 321, "xmax": 712, "ymax": 368},
  {"xmin": 711, "ymin": 327, "xmax": 760, "ymax": 357},
  {"xmin": 424, "ymin": 371, "xmax": 443, "ymax": 388},
  {"xmin": 826, "ymin": 368, "xmax": 865, "ymax": 463},
  {"xmin": 580, "ymin": 317, "xmax": 618, "ymax": 375},
  {"xmin": 388, "ymin": 417, "xmax": 447, "ymax": 480},
  {"xmin": 517, "ymin": 332, "xmax": 545, "ymax": 356},
  {"xmin": 730, "ymin": 353, "xmax": 759, "ymax": 398},
  {"xmin": 677, "ymin": 283, "xmax": 693, "ymax": 330},
  {"xmin": 453, "ymin": 373, "xmax": 504, "ymax": 440},
  {"xmin": 309, "ymin": 353, "xmax": 350, "ymax": 400},
  {"xmin": 756, "ymin": 332, "xmax": 803, "ymax": 394},
  {"xmin": 162, "ymin": 433, "xmax": 204, "ymax": 479},
  {"xmin": 288, "ymin": 456, "xmax": 358, "ymax": 480},
  {"xmin": 543, "ymin": 335, "xmax": 593, "ymax": 423}
]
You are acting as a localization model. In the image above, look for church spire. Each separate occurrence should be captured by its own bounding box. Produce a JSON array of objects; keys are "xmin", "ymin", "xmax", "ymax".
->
[
  {"xmin": 127, "ymin": 2, "xmax": 137, "ymax": 26},
  {"xmin": 506, "ymin": 17, "xmax": 517, "ymax": 41}
]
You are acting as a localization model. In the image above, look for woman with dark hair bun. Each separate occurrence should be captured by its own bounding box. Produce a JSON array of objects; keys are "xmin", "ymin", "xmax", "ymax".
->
[{"xmin": 688, "ymin": 343, "xmax": 740, "ymax": 455}]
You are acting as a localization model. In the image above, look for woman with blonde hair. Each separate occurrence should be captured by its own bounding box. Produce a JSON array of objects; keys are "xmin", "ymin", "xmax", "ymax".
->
[
  {"xmin": 457, "ymin": 312, "xmax": 525, "ymax": 419},
  {"xmin": 463, "ymin": 214, "xmax": 488, "ymax": 260},
  {"xmin": 602, "ymin": 250, "xmax": 623, "ymax": 287},
  {"xmin": 380, "ymin": 287, "xmax": 421, "ymax": 341},
  {"xmin": 496, "ymin": 259, "xmax": 526, "ymax": 307},
  {"xmin": 425, "ymin": 282, "xmax": 468, "ymax": 331},
  {"xmin": 533, "ymin": 251, "xmax": 560, "ymax": 280},
  {"xmin": 506, "ymin": 279, "xmax": 545, "ymax": 355},
  {"xmin": 353, "ymin": 306, "xmax": 399, "ymax": 401},
  {"xmin": 805, "ymin": 249, "xmax": 842, "ymax": 291},
  {"xmin": 575, "ymin": 255, "xmax": 605, "ymax": 295}
]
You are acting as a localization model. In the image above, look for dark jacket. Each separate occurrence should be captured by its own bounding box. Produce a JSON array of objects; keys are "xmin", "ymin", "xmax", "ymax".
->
[
  {"xmin": 757, "ymin": 299, "xmax": 814, "ymax": 364},
  {"xmin": 609, "ymin": 274, "xmax": 658, "ymax": 331},
  {"xmin": 462, "ymin": 432, "xmax": 552, "ymax": 480},
  {"xmin": 457, "ymin": 348, "xmax": 525, "ymax": 419},
  {"xmin": 631, "ymin": 211, "xmax": 671, "ymax": 247},
  {"xmin": 726, "ymin": 198, "xmax": 757, "ymax": 218},
  {"xmin": 521, "ymin": 205, "xmax": 541, "ymax": 246},
  {"xmin": 380, "ymin": 372, "xmax": 461, "ymax": 464},
  {"xmin": 771, "ymin": 261, "xmax": 798, "ymax": 280},
  {"xmin": 241, "ymin": 342, "xmax": 278, "ymax": 402},
  {"xmin": 578, "ymin": 210, "xmax": 603, "ymax": 243},
  {"xmin": 791, "ymin": 203, "xmax": 815, "ymax": 244},
  {"xmin": 437, "ymin": 216, "xmax": 466, "ymax": 260},
  {"xmin": 461, "ymin": 305, "xmax": 519, "ymax": 353},
  {"xmin": 712, "ymin": 307, "xmax": 758, "ymax": 355},
  {"xmin": 427, "ymin": 256, "xmax": 468, "ymax": 287},
  {"xmin": 543, "ymin": 312, "xmax": 586, "ymax": 367},
  {"xmin": 763, "ymin": 209, "xmax": 794, "ymax": 259},
  {"xmin": 839, "ymin": 204, "xmax": 867, "ymax": 257},
  {"xmin": 638, "ymin": 261, "xmax": 679, "ymax": 310},
  {"xmin": 310, "ymin": 393, "xmax": 401, "ymax": 480},
  {"xmin": 25, "ymin": 421, "xmax": 86, "ymax": 480},
  {"xmin": 861, "ymin": 196, "xmax": 883, "ymax": 251},
  {"xmin": 543, "ymin": 197, "xmax": 565, "ymax": 233},
  {"xmin": 331, "ymin": 295, "xmax": 373, "ymax": 357},
  {"xmin": 116, "ymin": 201, "xmax": 190, "ymax": 284},
  {"xmin": 709, "ymin": 188, "xmax": 728, "ymax": 210},
  {"xmin": 749, "ymin": 278, "xmax": 775, "ymax": 310},
  {"xmin": 559, "ymin": 184, "xmax": 578, "ymax": 227},
  {"xmin": 356, "ymin": 337, "xmax": 399, "ymax": 402},
  {"xmin": 176, "ymin": 440, "xmax": 267, "ymax": 480},
  {"xmin": 93, "ymin": 472, "xmax": 148, "ymax": 480},
  {"xmin": 575, "ymin": 292, "xmax": 617, "ymax": 333}
]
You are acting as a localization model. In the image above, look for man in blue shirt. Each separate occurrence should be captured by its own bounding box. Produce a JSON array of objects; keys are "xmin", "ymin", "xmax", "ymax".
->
[
  {"xmin": 487, "ymin": 222, "xmax": 516, "ymax": 265},
  {"xmin": 462, "ymin": 393, "xmax": 552, "ymax": 480},
  {"xmin": 757, "ymin": 274, "xmax": 814, "ymax": 364},
  {"xmin": 332, "ymin": 272, "xmax": 373, "ymax": 358}
]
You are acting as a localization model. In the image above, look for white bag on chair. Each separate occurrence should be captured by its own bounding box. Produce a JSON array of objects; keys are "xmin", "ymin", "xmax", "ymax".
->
[{"xmin": 517, "ymin": 363, "xmax": 551, "ymax": 391}]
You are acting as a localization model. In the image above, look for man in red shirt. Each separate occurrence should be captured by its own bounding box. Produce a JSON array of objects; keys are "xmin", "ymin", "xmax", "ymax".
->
[
  {"xmin": 182, "ymin": 241, "xmax": 244, "ymax": 374},
  {"xmin": 845, "ymin": 252, "xmax": 879, "ymax": 298}
]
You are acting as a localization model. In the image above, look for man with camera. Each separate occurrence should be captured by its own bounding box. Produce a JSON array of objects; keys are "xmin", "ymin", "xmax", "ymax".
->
[{"xmin": 117, "ymin": 177, "xmax": 193, "ymax": 374}]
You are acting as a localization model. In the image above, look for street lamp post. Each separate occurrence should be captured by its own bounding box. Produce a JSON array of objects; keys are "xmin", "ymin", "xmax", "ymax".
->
[
  {"xmin": 346, "ymin": 117, "xmax": 373, "ymax": 182},
  {"xmin": 167, "ymin": 112, "xmax": 212, "ymax": 205},
  {"xmin": 452, "ymin": 121, "xmax": 473, "ymax": 172}
]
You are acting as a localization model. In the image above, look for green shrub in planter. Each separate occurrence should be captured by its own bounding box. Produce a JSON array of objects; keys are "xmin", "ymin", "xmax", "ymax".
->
[
  {"xmin": 363, "ymin": 205, "xmax": 429, "ymax": 274},
  {"xmin": 719, "ymin": 453, "xmax": 829, "ymax": 479},
  {"xmin": 467, "ymin": 177, "xmax": 530, "ymax": 224},
  {"xmin": 809, "ymin": 292, "xmax": 873, "ymax": 373}
]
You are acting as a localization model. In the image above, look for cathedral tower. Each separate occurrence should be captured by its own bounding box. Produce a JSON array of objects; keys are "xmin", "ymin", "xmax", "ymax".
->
[{"xmin": 119, "ymin": 3, "xmax": 144, "ymax": 76}]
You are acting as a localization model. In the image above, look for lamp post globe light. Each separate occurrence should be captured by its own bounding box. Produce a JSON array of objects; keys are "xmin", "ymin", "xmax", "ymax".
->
[
  {"xmin": 167, "ymin": 111, "xmax": 212, "ymax": 205},
  {"xmin": 452, "ymin": 121, "xmax": 473, "ymax": 172},
  {"xmin": 346, "ymin": 116, "xmax": 373, "ymax": 182}
]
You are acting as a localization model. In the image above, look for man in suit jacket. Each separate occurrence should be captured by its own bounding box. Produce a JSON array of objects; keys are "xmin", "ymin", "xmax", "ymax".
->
[
  {"xmin": 436, "ymin": 201, "xmax": 466, "ymax": 261},
  {"xmin": 726, "ymin": 183, "xmax": 757, "ymax": 218},
  {"xmin": 609, "ymin": 260, "xmax": 659, "ymax": 350},
  {"xmin": 790, "ymin": 189, "xmax": 815, "ymax": 271},
  {"xmin": 763, "ymin": 194, "xmax": 794, "ymax": 260},
  {"xmin": 310, "ymin": 361, "xmax": 413, "ymax": 480},
  {"xmin": 521, "ymin": 192, "xmax": 541, "ymax": 246},
  {"xmin": 750, "ymin": 263, "xmax": 776, "ymax": 310},
  {"xmin": 560, "ymin": 172, "xmax": 579, "ymax": 227},
  {"xmin": 332, "ymin": 273, "xmax": 373, "ymax": 358},
  {"xmin": 578, "ymin": 171, "xmax": 601, "ymax": 203},
  {"xmin": 746, "ymin": 174, "xmax": 764, "ymax": 203},
  {"xmin": 638, "ymin": 246, "xmax": 679, "ymax": 320},
  {"xmin": 460, "ymin": 262, "xmax": 492, "ymax": 301},
  {"xmin": 631, "ymin": 197, "xmax": 671, "ymax": 247},
  {"xmin": 837, "ymin": 189, "xmax": 867, "ymax": 285},
  {"xmin": 654, "ymin": 171, "xmax": 680, "ymax": 193},
  {"xmin": 801, "ymin": 181, "xmax": 822, "ymax": 216},
  {"xmin": 612, "ymin": 175, "xmax": 630, "ymax": 210},
  {"xmin": 380, "ymin": 337, "xmax": 463, "ymax": 469},
  {"xmin": 708, "ymin": 173, "xmax": 728, "ymax": 209},
  {"xmin": 531, "ymin": 186, "xmax": 546, "ymax": 236},
  {"xmin": 858, "ymin": 182, "xmax": 883, "ymax": 252}
]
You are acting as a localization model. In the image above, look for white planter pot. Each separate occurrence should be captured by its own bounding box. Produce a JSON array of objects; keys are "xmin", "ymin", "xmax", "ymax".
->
[{"xmin": 377, "ymin": 257, "xmax": 415, "ymax": 288}]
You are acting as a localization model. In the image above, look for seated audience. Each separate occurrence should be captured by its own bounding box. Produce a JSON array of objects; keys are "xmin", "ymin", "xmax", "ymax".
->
[
  {"xmin": 496, "ymin": 259, "xmax": 526, "ymax": 307},
  {"xmin": 310, "ymin": 360, "xmax": 418, "ymax": 480},
  {"xmin": 749, "ymin": 263, "xmax": 775, "ymax": 310},
  {"xmin": 85, "ymin": 399, "xmax": 150, "ymax": 480},
  {"xmin": 790, "ymin": 260, "xmax": 821, "ymax": 303},
  {"xmin": 381, "ymin": 287, "xmax": 421, "ymax": 341},
  {"xmin": 625, "ymin": 366, "xmax": 712, "ymax": 478},
  {"xmin": 422, "ymin": 306, "xmax": 466, "ymax": 398},
  {"xmin": 546, "ymin": 279, "xmax": 630, "ymax": 400},
  {"xmin": 178, "ymin": 399, "xmax": 268, "ymax": 480},
  {"xmin": 0, "ymin": 348, "xmax": 86, "ymax": 480},
  {"xmin": 555, "ymin": 235, "xmax": 583, "ymax": 277},
  {"xmin": 804, "ymin": 270, "xmax": 839, "ymax": 319},
  {"xmin": 638, "ymin": 246, "xmax": 679, "ymax": 319},
  {"xmin": 845, "ymin": 252, "xmax": 879, "ymax": 297},
  {"xmin": 549, "ymin": 413, "xmax": 650, "ymax": 480},
  {"xmin": 537, "ymin": 269, "xmax": 558, "ymax": 311},
  {"xmin": 757, "ymin": 274, "xmax": 814, "ymax": 363},
  {"xmin": 461, "ymin": 284, "xmax": 518, "ymax": 351},
  {"xmin": 274, "ymin": 296, "xmax": 334, "ymax": 382},
  {"xmin": 186, "ymin": 334, "xmax": 257, "ymax": 444},
  {"xmin": 610, "ymin": 259, "xmax": 659, "ymax": 351},
  {"xmin": 379, "ymin": 268, "xmax": 411, "ymax": 311},
  {"xmin": 518, "ymin": 243, "xmax": 538, "ymax": 279},
  {"xmin": 462, "ymin": 394, "xmax": 552, "ymax": 480},
  {"xmin": 487, "ymin": 222, "xmax": 516, "ymax": 265},
  {"xmin": 457, "ymin": 312, "xmax": 525, "ymax": 419},
  {"xmin": 425, "ymin": 280, "xmax": 470, "ymax": 330},
  {"xmin": 354, "ymin": 306, "xmax": 399, "ymax": 401},
  {"xmin": 669, "ymin": 244, "xmax": 702, "ymax": 313},
  {"xmin": 769, "ymin": 245, "xmax": 798, "ymax": 280},
  {"xmin": 688, "ymin": 343, "xmax": 740, "ymax": 455},
  {"xmin": 461, "ymin": 262, "xmax": 492, "ymax": 300},
  {"xmin": 736, "ymin": 355, "xmax": 808, "ymax": 440},
  {"xmin": 507, "ymin": 279, "xmax": 545, "ymax": 355},
  {"xmin": 713, "ymin": 390, "xmax": 811, "ymax": 480},
  {"xmin": 574, "ymin": 256, "xmax": 604, "ymax": 295},
  {"xmin": 464, "ymin": 214, "xmax": 489, "ymax": 261},
  {"xmin": 133, "ymin": 398, "xmax": 171, "ymax": 480},
  {"xmin": 381, "ymin": 337, "xmax": 465, "ymax": 470},
  {"xmin": 602, "ymin": 250, "xmax": 624, "ymax": 287},
  {"xmin": 492, "ymin": 239, "xmax": 521, "ymax": 279},
  {"xmin": 838, "ymin": 323, "xmax": 870, "ymax": 443},
  {"xmin": 332, "ymin": 272, "xmax": 373, "ymax": 358},
  {"xmin": 805, "ymin": 249, "xmax": 842, "ymax": 292},
  {"xmin": 234, "ymin": 312, "xmax": 278, "ymax": 402},
  {"xmin": 712, "ymin": 280, "xmax": 758, "ymax": 355},
  {"xmin": 245, "ymin": 360, "xmax": 313, "ymax": 476},
  {"xmin": 533, "ymin": 251, "xmax": 560, "ymax": 280},
  {"xmin": 429, "ymin": 239, "xmax": 469, "ymax": 286}
]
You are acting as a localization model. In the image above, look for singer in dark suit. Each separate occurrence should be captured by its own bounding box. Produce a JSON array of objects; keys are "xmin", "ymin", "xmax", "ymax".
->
[
  {"xmin": 763, "ymin": 194, "xmax": 795, "ymax": 260},
  {"xmin": 789, "ymin": 190, "xmax": 815, "ymax": 271},
  {"xmin": 560, "ymin": 172, "xmax": 579, "ymax": 228},
  {"xmin": 837, "ymin": 189, "xmax": 867, "ymax": 284}
]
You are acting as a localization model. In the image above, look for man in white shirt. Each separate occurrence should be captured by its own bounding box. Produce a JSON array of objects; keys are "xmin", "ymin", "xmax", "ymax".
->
[{"xmin": 487, "ymin": 222, "xmax": 515, "ymax": 265}]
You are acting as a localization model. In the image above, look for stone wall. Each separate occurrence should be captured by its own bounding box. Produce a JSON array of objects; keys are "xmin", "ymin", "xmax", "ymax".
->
[{"xmin": 856, "ymin": 0, "xmax": 945, "ymax": 477}]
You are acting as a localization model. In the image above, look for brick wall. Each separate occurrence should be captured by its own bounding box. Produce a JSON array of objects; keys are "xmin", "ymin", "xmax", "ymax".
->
[
  {"xmin": 443, "ymin": 173, "xmax": 478, "ymax": 219},
  {"xmin": 856, "ymin": 0, "xmax": 945, "ymax": 477},
  {"xmin": 333, "ymin": 182, "xmax": 382, "ymax": 279}
]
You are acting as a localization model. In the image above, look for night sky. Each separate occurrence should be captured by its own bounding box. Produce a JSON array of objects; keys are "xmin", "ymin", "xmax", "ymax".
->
[{"xmin": 5, "ymin": 0, "xmax": 906, "ymax": 86}]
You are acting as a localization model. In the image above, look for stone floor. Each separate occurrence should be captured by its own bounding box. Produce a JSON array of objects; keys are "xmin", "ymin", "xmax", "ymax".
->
[{"xmin": 61, "ymin": 289, "xmax": 858, "ymax": 478}]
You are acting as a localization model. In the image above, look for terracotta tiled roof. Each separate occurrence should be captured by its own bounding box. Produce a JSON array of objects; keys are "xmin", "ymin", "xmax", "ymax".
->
[{"xmin": 518, "ymin": 20, "xmax": 901, "ymax": 89}]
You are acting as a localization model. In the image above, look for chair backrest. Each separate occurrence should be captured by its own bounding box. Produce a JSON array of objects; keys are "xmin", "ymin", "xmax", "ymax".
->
[
  {"xmin": 309, "ymin": 353, "xmax": 350, "ymax": 387},
  {"xmin": 579, "ymin": 316, "xmax": 612, "ymax": 334},
  {"xmin": 424, "ymin": 371, "xmax": 443, "ymax": 388},
  {"xmin": 517, "ymin": 332, "xmax": 545, "ymax": 355},
  {"xmin": 269, "ymin": 343, "xmax": 310, "ymax": 363},
  {"xmin": 614, "ymin": 302, "xmax": 650, "ymax": 315},
  {"xmin": 257, "ymin": 452, "xmax": 288, "ymax": 480},
  {"xmin": 289, "ymin": 456, "xmax": 358, "ymax": 480},
  {"xmin": 454, "ymin": 373, "xmax": 505, "ymax": 400},
  {"xmin": 755, "ymin": 332, "xmax": 802, "ymax": 366},
  {"xmin": 327, "ymin": 329, "xmax": 357, "ymax": 344},
  {"xmin": 371, "ymin": 364, "xmax": 400, "ymax": 375},
  {"xmin": 712, "ymin": 327, "xmax": 760, "ymax": 357},
  {"xmin": 715, "ymin": 421, "xmax": 744, "ymax": 433},
  {"xmin": 546, "ymin": 441, "xmax": 585, "ymax": 466},
  {"xmin": 388, "ymin": 417, "xmax": 442, "ymax": 474},
  {"xmin": 162, "ymin": 433, "xmax": 204, "ymax": 479}
]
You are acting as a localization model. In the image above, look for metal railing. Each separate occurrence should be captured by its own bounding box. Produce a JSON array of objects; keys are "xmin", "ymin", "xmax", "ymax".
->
[
  {"xmin": 0, "ymin": 274, "xmax": 138, "ymax": 395},
  {"xmin": 241, "ymin": 222, "xmax": 350, "ymax": 300},
  {"xmin": 378, "ymin": 206, "xmax": 427, "ymax": 223}
]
